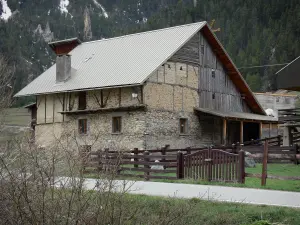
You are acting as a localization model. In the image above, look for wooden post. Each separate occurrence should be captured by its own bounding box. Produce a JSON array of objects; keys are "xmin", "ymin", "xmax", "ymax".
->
[
  {"xmin": 261, "ymin": 140, "xmax": 269, "ymax": 186},
  {"xmin": 104, "ymin": 148, "xmax": 109, "ymax": 172},
  {"xmin": 177, "ymin": 151, "xmax": 184, "ymax": 179},
  {"xmin": 223, "ymin": 118, "xmax": 227, "ymax": 145},
  {"xmin": 269, "ymin": 123, "xmax": 271, "ymax": 138},
  {"xmin": 186, "ymin": 147, "xmax": 191, "ymax": 155},
  {"xmin": 240, "ymin": 121, "xmax": 244, "ymax": 143},
  {"xmin": 144, "ymin": 151, "xmax": 150, "ymax": 181},
  {"xmin": 238, "ymin": 150, "xmax": 245, "ymax": 183},
  {"xmin": 294, "ymin": 144, "xmax": 299, "ymax": 165},
  {"xmin": 277, "ymin": 135, "xmax": 281, "ymax": 146},
  {"xmin": 97, "ymin": 150, "xmax": 102, "ymax": 171},
  {"xmin": 207, "ymin": 147, "xmax": 212, "ymax": 182},
  {"xmin": 162, "ymin": 145, "xmax": 169, "ymax": 169},
  {"xmin": 259, "ymin": 122, "xmax": 263, "ymax": 139},
  {"xmin": 133, "ymin": 148, "xmax": 139, "ymax": 168}
]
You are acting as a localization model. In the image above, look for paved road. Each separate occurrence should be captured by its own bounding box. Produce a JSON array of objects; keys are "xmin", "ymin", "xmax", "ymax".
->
[{"xmin": 56, "ymin": 177, "xmax": 300, "ymax": 208}]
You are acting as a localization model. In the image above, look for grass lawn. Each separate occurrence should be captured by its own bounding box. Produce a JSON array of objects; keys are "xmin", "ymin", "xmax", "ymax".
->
[
  {"xmin": 86, "ymin": 163, "xmax": 300, "ymax": 192},
  {"xmin": 126, "ymin": 194, "xmax": 300, "ymax": 225}
]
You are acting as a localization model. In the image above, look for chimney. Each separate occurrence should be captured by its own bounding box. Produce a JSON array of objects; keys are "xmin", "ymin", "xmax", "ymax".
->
[
  {"xmin": 48, "ymin": 38, "xmax": 81, "ymax": 83},
  {"xmin": 56, "ymin": 54, "xmax": 71, "ymax": 83}
]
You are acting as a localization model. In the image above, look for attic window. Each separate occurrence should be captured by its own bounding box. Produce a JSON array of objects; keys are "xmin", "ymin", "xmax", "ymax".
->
[
  {"xmin": 201, "ymin": 44, "xmax": 205, "ymax": 54},
  {"xmin": 212, "ymin": 70, "xmax": 215, "ymax": 78},
  {"xmin": 168, "ymin": 64, "xmax": 171, "ymax": 69}
]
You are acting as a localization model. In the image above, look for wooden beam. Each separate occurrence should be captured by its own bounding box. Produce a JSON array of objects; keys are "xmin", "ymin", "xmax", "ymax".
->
[
  {"xmin": 223, "ymin": 118, "xmax": 227, "ymax": 145},
  {"xmin": 260, "ymin": 122, "xmax": 263, "ymax": 139},
  {"xmin": 100, "ymin": 89, "xmax": 104, "ymax": 108},
  {"xmin": 240, "ymin": 121, "xmax": 244, "ymax": 143}
]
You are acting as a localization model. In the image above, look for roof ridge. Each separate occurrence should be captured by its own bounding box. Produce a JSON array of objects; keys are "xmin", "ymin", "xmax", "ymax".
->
[{"xmin": 82, "ymin": 21, "xmax": 206, "ymax": 45}]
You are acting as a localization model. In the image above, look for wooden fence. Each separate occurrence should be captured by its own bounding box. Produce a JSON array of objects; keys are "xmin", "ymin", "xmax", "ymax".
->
[
  {"xmin": 180, "ymin": 148, "xmax": 245, "ymax": 183},
  {"xmin": 278, "ymin": 108, "xmax": 300, "ymax": 122},
  {"xmin": 241, "ymin": 135, "xmax": 282, "ymax": 146},
  {"xmin": 84, "ymin": 146, "xmax": 245, "ymax": 183},
  {"xmin": 245, "ymin": 140, "xmax": 300, "ymax": 186},
  {"xmin": 242, "ymin": 144, "xmax": 299, "ymax": 164}
]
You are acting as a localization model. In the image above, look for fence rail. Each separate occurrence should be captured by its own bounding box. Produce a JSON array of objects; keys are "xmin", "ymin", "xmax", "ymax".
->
[
  {"xmin": 82, "ymin": 141, "xmax": 299, "ymax": 185},
  {"xmin": 278, "ymin": 108, "xmax": 300, "ymax": 122}
]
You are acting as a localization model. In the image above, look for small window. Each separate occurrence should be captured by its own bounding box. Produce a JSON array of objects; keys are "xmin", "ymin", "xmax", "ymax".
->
[
  {"xmin": 78, "ymin": 119, "xmax": 88, "ymax": 135},
  {"xmin": 212, "ymin": 69, "xmax": 215, "ymax": 78},
  {"xmin": 179, "ymin": 118, "xmax": 188, "ymax": 134},
  {"xmin": 212, "ymin": 93, "xmax": 215, "ymax": 99},
  {"xmin": 78, "ymin": 91, "xmax": 87, "ymax": 110},
  {"xmin": 276, "ymin": 97, "xmax": 280, "ymax": 103},
  {"xmin": 201, "ymin": 44, "xmax": 205, "ymax": 54},
  {"xmin": 112, "ymin": 117, "xmax": 122, "ymax": 133}
]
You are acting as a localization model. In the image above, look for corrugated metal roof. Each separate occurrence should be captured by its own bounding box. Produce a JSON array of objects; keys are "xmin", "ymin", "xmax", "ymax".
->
[
  {"xmin": 195, "ymin": 107, "xmax": 278, "ymax": 122},
  {"xmin": 15, "ymin": 21, "xmax": 206, "ymax": 97}
]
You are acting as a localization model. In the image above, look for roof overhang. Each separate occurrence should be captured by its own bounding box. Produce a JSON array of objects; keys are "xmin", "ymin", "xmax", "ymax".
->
[{"xmin": 194, "ymin": 107, "xmax": 278, "ymax": 123}]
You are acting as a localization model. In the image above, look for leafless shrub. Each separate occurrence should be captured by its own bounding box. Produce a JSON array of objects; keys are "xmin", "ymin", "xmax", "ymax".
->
[{"xmin": 0, "ymin": 123, "xmax": 193, "ymax": 224}]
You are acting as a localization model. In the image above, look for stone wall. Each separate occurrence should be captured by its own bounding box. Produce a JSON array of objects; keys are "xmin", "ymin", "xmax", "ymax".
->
[{"xmin": 35, "ymin": 108, "xmax": 211, "ymax": 151}]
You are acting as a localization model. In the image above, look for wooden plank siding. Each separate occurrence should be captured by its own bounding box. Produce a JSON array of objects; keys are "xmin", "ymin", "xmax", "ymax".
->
[{"xmin": 170, "ymin": 31, "xmax": 251, "ymax": 113}]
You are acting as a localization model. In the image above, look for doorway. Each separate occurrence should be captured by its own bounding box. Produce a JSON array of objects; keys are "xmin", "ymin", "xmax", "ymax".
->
[
  {"xmin": 227, "ymin": 121, "xmax": 240, "ymax": 144},
  {"xmin": 243, "ymin": 122, "xmax": 260, "ymax": 142}
]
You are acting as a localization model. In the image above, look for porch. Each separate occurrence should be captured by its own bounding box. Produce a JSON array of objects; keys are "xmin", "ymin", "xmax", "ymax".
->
[{"xmin": 194, "ymin": 107, "xmax": 278, "ymax": 145}]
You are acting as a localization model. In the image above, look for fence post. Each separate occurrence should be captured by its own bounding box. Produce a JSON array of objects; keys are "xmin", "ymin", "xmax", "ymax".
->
[
  {"xmin": 208, "ymin": 146, "xmax": 212, "ymax": 182},
  {"xmin": 134, "ymin": 148, "xmax": 139, "ymax": 168},
  {"xmin": 162, "ymin": 145, "xmax": 169, "ymax": 169},
  {"xmin": 104, "ymin": 148, "xmax": 109, "ymax": 171},
  {"xmin": 186, "ymin": 147, "xmax": 191, "ymax": 155},
  {"xmin": 277, "ymin": 135, "xmax": 281, "ymax": 146},
  {"xmin": 177, "ymin": 151, "xmax": 184, "ymax": 179},
  {"xmin": 294, "ymin": 144, "xmax": 299, "ymax": 165},
  {"xmin": 97, "ymin": 150, "xmax": 102, "ymax": 171},
  {"xmin": 238, "ymin": 150, "xmax": 245, "ymax": 183},
  {"xmin": 144, "ymin": 151, "xmax": 150, "ymax": 181},
  {"xmin": 261, "ymin": 140, "xmax": 269, "ymax": 186}
]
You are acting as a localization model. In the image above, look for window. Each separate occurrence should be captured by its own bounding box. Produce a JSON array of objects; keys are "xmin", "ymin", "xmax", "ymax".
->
[
  {"xmin": 78, "ymin": 119, "xmax": 88, "ymax": 135},
  {"xmin": 212, "ymin": 69, "xmax": 215, "ymax": 78},
  {"xmin": 179, "ymin": 118, "xmax": 188, "ymax": 134},
  {"xmin": 78, "ymin": 91, "xmax": 87, "ymax": 110},
  {"xmin": 201, "ymin": 44, "xmax": 205, "ymax": 54},
  {"xmin": 112, "ymin": 117, "xmax": 122, "ymax": 133},
  {"xmin": 212, "ymin": 93, "xmax": 215, "ymax": 99}
]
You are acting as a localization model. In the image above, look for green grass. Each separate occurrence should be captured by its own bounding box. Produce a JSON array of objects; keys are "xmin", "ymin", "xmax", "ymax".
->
[{"xmin": 122, "ymin": 194, "xmax": 300, "ymax": 225}]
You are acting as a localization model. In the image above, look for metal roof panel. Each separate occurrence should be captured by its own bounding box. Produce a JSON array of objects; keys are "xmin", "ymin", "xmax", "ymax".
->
[{"xmin": 15, "ymin": 22, "xmax": 206, "ymax": 96}]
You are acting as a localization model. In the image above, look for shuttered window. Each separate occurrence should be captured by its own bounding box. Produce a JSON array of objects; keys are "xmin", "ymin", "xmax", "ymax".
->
[
  {"xmin": 78, "ymin": 91, "xmax": 87, "ymax": 110},
  {"xmin": 78, "ymin": 119, "xmax": 88, "ymax": 134}
]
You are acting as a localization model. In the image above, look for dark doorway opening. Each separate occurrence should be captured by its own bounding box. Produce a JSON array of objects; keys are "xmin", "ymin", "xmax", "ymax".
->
[
  {"xmin": 243, "ymin": 122, "xmax": 260, "ymax": 142},
  {"xmin": 227, "ymin": 121, "xmax": 240, "ymax": 144}
]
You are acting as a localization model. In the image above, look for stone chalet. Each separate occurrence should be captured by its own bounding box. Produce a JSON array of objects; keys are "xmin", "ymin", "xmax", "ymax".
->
[{"xmin": 15, "ymin": 21, "xmax": 277, "ymax": 151}]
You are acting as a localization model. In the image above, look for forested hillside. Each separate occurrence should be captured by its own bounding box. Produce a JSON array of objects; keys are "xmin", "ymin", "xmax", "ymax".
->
[{"xmin": 0, "ymin": 0, "xmax": 299, "ymax": 105}]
